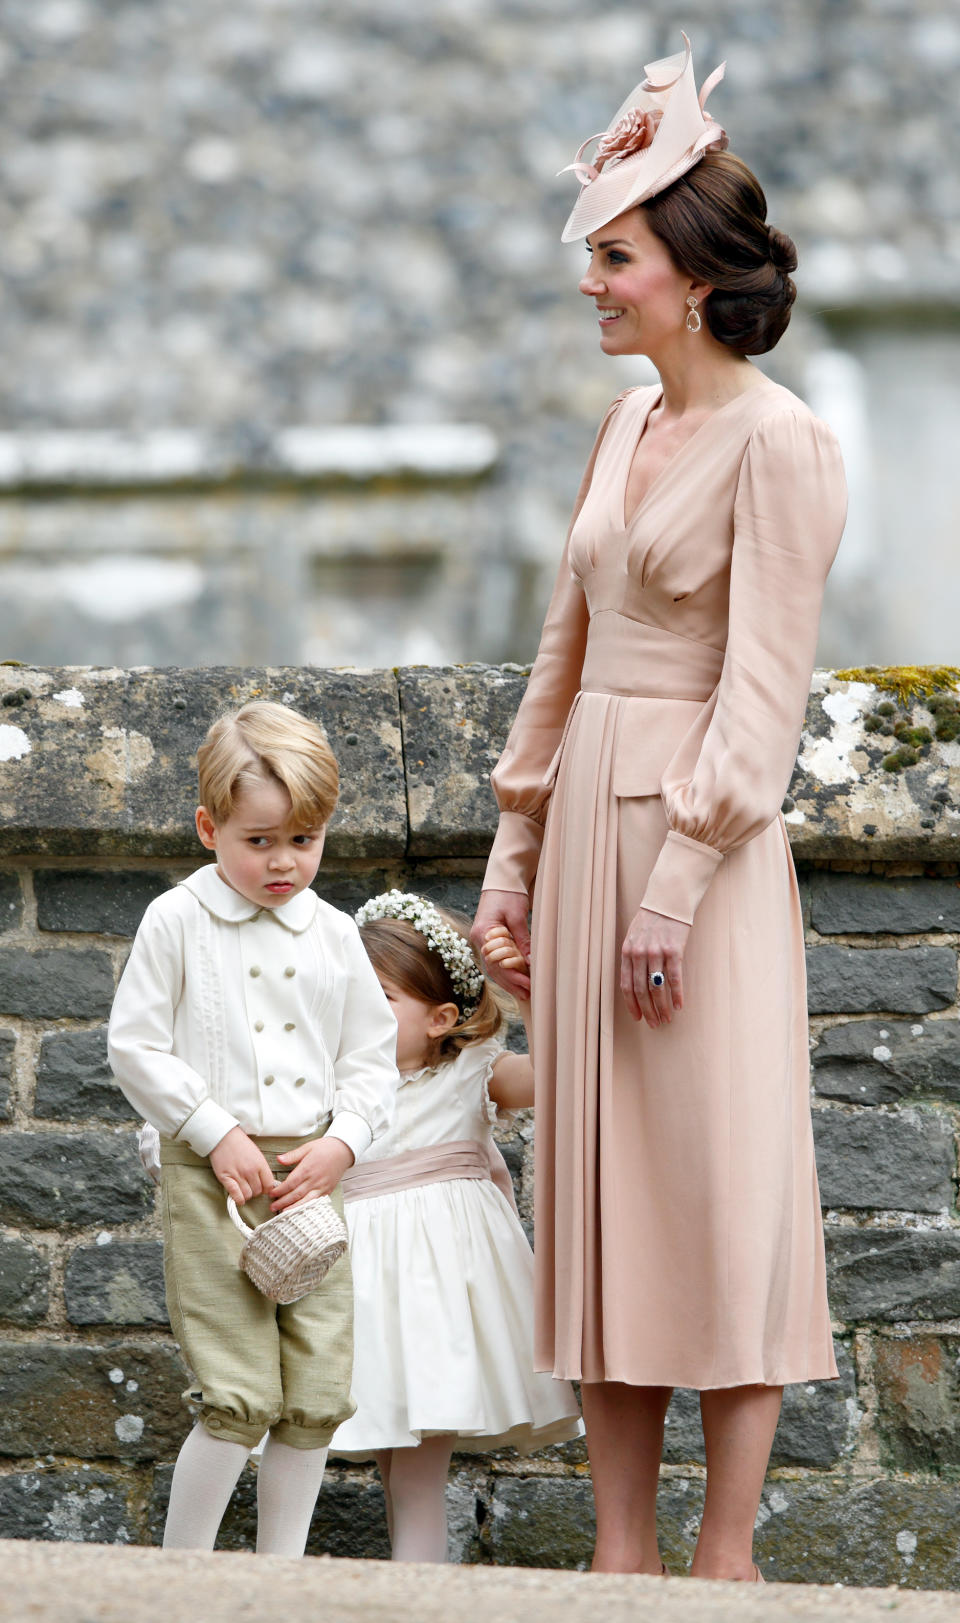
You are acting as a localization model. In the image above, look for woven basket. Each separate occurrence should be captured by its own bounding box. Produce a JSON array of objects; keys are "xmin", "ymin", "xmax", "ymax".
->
[{"xmin": 226, "ymin": 1192, "xmax": 348, "ymax": 1304}]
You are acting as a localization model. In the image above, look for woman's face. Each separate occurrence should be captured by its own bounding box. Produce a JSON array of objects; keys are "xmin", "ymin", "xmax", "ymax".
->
[{"xmin": 579, "ymin": 206, "xmax": 699, "ymax": 360}]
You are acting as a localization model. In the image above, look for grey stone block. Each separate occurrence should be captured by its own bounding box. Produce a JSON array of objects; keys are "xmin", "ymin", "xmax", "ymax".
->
[
  {"xmin": 0, "ymin": 1468, "xmax": 133, "ymax": 1544},
  {"xmin": 0, "ymin": 873, "xmax": 21, "ymax": 934},
  {"xmin": 400, "ymin": 665, "xmax": 527, "ymax": 858},
  {"xmin": 812, "ymin": 1018, "xmax": 960, "ymax": 1105},
  {"xmin": 0, "ymin": 1340, "xmax": 185, "ymax": 1460},
  {"xmin": 636, "ymin": 1469, "xmax": 960, "ymax": 1586},
  {"xmin": 810, "ymin": 872, "xmax": 960, "ymax": 936},
  {"xmin": 484, "ymin": 1475, "xmax": 595, "ymax": 1570},
  {"xmin": 315, "ymin": 869, "xmax": 403, "ymax": 919},
  {"xmin": 812, "ymin": 1106, "xmax": 955, "ymax": 1211},
  {"xmin": 826, "ymin": 1227, "xmax": 960, "ymax": 1323},
  {"xmin": 806, "ymin": 945, "xmax": 957, "ymax": 1015},
  {"xmin": 0, "ymin": 1233, "xmax": 50, "ymax": 1324},
  {"xmin": 65, "ymin": 1241, "xmax": 167, "ymax": 1327},
  {"xmin": 0, "ymin": 1131, "xmax": 153, "ymax": 1229},
  {"xmin": 0, "ymin": 1027, "xmax": 13, "ymax": 1120},
  {"xmin": 750, "ymin": 1475, "xmax": 960, "ymax": 1588},
  {"xmin": 663, "ymin": 1343, "xmax": 857, "ymax": 1468},
  {"xmin": 35, "ymin": 869, "xmax": 171, "ymax": 936},
  {"xmin": 0, "ymin": 668, "xmax": 406, "ymax": 861},
  {"xmin": 874, "ymin": 1334, "xmax": 960, "ymax": 1471},
  {"xmin": 0, "ymin": 947, "xmax": 114, "ymax": 1019},
  {"xmin": 35, "ymin": 1028, "xmax": 134, "ymax": 1122}
]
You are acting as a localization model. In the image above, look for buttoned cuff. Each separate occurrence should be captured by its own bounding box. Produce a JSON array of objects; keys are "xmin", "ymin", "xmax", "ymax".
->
[
  {"xmin": 482, "ymin": 811, "xmax": 544, "ymax": 898},
  {"xmin": 176, "ymin": 1099, "xmax": 240, "ymax": 1158},
  {"xmin": 327, "ymin": 1111, "xmax": 371, "ymax": 1164},
  {"xmin": 641, "ymin": 829, "xmax": 724, "ymax": 927}
]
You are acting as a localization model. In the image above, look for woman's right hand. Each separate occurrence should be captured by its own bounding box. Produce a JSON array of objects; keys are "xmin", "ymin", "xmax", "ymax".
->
[{"xmin": 470, "ymin": 889, "xmax": 531, "ymax": 996}]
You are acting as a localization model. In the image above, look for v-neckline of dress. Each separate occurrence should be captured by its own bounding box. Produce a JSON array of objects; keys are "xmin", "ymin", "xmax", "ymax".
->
[{"xmin": 621, "ymin": 382, "xmax": 772, "ymax": 532}]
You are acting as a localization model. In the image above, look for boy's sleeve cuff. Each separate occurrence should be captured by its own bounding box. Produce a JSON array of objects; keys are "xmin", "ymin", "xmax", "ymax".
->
[
  {"xmin": 327, "ymin": 1111, "xmax": 371, "ymax": 1164},
  {"xmin": 176, "ymin": 1099, "xmax": 240, "ymax": 1158},
  {"xmin": 641, "ymin": 829, "xmax": 724, "ymax": 926}
]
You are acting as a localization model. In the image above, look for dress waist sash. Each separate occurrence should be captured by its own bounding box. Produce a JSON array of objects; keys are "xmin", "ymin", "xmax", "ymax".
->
[
  {"xmin": 342, "ymin": 1139, "xmax": 492, "ymax": 1203},
  {"xmin": 581, "ymin": 611, "xmax": 723, "ymax": 701}
]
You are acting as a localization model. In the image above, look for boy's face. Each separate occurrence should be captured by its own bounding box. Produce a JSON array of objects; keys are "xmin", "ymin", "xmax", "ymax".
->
[{"xmin": 196, "ymin": 779, "xmax": 325, "ymax": 909}]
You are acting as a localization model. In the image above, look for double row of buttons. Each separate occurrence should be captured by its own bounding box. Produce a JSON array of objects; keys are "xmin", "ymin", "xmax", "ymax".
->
[{"xmin": 248, "ymin": 963, "xmax": 303, "ymax": 1086}]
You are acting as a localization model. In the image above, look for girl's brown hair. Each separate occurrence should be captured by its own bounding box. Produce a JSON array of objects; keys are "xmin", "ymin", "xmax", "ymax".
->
[
  {"xmin": 359, "ymin": 908, "xmax": 506, "ymax": 1067},
  {"xmin": 642, "ymin": 150, "xmax": 798, "ymax": 355}
]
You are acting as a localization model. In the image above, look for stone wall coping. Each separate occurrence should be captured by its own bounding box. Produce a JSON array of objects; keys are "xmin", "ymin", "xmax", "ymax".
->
[
  {"xmin": 0, "ymin": 425, "xmax": 499, "ymax": 491},
  {"xmin": 1, "ymin": 665, "xmax": 958, "ymax": 861}
]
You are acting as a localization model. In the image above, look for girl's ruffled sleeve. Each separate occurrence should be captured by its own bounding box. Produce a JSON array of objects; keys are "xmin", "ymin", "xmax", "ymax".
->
[
  {"xmin": 641, "ymin": 408, "xmax": 848, "ymax": 927},
  {"xmin": 482, "ymin": 394, "xmax": 628, "ymax": 897}
]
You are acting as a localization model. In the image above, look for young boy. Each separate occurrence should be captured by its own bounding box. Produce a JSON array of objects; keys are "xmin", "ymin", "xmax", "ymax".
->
[{"xmin": 108, "ymin": 699, "xmax": 399, "ymax": 1556}]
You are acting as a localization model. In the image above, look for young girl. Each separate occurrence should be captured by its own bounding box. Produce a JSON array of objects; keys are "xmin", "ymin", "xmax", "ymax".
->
[{"xmin": 329, "ymin": 890, "xmax": 582, "ymax": 1562}]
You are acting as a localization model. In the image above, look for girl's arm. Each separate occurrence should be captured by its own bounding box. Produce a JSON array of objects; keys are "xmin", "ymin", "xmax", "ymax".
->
[
  {"xmin": 484, "ymin": 926, "xmax": 535, "ymax": 1111},
  {"xmin": 488, "ymin": 1049, "xmax": 534, "ymax": 1112}
]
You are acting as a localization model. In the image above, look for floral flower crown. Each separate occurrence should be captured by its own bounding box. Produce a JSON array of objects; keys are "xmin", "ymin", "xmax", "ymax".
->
[{"xmin": 355, "ymin": 890, "xmax": 486, "ymax": 1017}]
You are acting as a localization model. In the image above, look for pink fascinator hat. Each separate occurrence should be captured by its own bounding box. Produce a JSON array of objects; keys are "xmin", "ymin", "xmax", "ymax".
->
[{"xmin": 559, "ymin": 33, "xmax": 727, "ymax": 243}]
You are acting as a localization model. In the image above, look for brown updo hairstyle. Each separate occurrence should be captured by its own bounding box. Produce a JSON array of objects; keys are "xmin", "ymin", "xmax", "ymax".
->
[
  {"xmin": 642, "ymin": 151, "xmax": 798, "ymax": 355},
  {"xmin": 359, "ymin": 907, "xmax": 506, "ymax": 1067}
]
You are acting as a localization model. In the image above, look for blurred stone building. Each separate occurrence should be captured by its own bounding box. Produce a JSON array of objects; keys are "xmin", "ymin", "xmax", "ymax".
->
[{"xmin": 0, "ymin": 0, "xmax": 957, "ymax": 670}]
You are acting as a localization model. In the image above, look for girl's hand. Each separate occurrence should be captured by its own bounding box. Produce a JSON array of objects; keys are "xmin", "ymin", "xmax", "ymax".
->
[
  {"xmin": 210, "ymin": 1125, "xmax": 277, "ymax": 1204},
  {"xmin": 621, "ymin": 907, "xmax": 691, "ymax": 1028},
  {"xmin": 470, "ymin": 890, "xmax": 531, "ymax": 996},
  {"xmin": 271, "ymin": 1135, "xmax": 354, "ymax": 1211},
  {"xmin": 482, "ymin": 925, "xmax": 530, "ymax": 1000}
]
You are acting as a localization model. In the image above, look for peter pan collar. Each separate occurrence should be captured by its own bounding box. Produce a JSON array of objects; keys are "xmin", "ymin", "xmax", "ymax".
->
[{"xmin": 180, "ymin": 863, "xmax": 319, "ymax": 933}]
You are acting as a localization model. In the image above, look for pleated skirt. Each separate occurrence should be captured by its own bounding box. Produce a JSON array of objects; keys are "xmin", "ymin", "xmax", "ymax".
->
[{"xmin": 530, "ymin": 690, "xmax": 837, "ymax": 1389}]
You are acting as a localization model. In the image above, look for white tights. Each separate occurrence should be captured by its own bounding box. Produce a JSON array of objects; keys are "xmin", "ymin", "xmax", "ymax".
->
[
  {"xmin": 163, "ymin": 1423, "xmax": 328, "ymax": 1557},
  {"xmin": 375, "ymin": 1436, "xmax": 455, "ymax": 1563}
]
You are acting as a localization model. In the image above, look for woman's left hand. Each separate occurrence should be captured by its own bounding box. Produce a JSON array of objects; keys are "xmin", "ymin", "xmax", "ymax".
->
[{"xmin": 620, "ymin": 907, "xmax": 691, "ymax": 1027}]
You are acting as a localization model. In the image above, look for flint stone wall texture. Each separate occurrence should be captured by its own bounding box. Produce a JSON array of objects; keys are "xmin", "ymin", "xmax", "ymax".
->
[
  {"xmin": 3, "ymin": 664, "xmax": 960, "ymax": 1587},
  {"xmin": 0, "ymin": 0, "xmax": 957, "ymax": 676}
]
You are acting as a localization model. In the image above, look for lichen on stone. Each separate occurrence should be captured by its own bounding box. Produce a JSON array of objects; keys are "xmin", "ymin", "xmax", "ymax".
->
[
  {"xmin": 834, "ymin": 666, "xmax": 960, "ymax": 706},
  {"xmin": 834, "ymin": 667, "xmax": 960, "ymax": 772}
]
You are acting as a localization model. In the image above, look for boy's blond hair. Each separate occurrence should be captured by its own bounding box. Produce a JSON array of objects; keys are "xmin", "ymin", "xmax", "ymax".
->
[{"xmin": 196, "ymin": 700, "xmax": 339, "ymax": 830}]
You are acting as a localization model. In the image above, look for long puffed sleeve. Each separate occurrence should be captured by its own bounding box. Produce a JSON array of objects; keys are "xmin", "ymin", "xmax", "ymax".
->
[
  {"xmin": 641, "ymin": 409, "xmax": 847, "ymax": 926},
  {"xmin": 483, "ymin": 395, "xmax": 628, "ymax": 896},
  {"xmin": 326, "ymin": 922, "xmax": 399, "ymax": 1160},
  {"xmin": 108, "ymin": 902, "xmax": 239, "ymax": 1153}
]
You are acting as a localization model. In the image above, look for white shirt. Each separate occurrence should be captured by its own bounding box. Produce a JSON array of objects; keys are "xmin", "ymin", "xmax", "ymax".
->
[{"xmin": 108, "ymin": 864, "xmax": 399, "ymax": 1161}]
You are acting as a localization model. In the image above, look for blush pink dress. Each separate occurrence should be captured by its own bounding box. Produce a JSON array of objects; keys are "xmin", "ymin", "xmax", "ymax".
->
[{"xmin": 482, "ymin": 380, "xmax": 847, "ymax": 1389}]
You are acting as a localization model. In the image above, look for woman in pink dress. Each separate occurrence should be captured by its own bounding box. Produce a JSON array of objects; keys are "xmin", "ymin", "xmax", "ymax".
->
[{"xmin": 471, "ymin": 37, "xmax": 846, "ymax": 1582}]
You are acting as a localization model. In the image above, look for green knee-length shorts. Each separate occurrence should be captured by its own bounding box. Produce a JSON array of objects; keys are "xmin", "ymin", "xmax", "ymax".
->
[{"xmin": 159, "ymin": 1132, "xmax": 355, "ymax": 1450}]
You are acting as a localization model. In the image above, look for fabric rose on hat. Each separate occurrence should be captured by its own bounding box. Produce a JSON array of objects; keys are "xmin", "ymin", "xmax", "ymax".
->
[{"xmin": 594, "ymin": 107, "xmax": 663, "ymax": 171}]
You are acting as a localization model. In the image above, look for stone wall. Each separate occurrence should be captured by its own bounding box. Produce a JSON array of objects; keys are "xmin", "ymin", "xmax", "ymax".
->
[{"xmin": 3, "ymin": 663, "xmax": 960, "ymax": 1586}]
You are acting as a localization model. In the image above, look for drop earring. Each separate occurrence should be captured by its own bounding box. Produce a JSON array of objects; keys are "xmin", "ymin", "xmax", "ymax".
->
[{"xmin": 685, "ymin": 295, "xmax": 701, "ymax": 333}]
